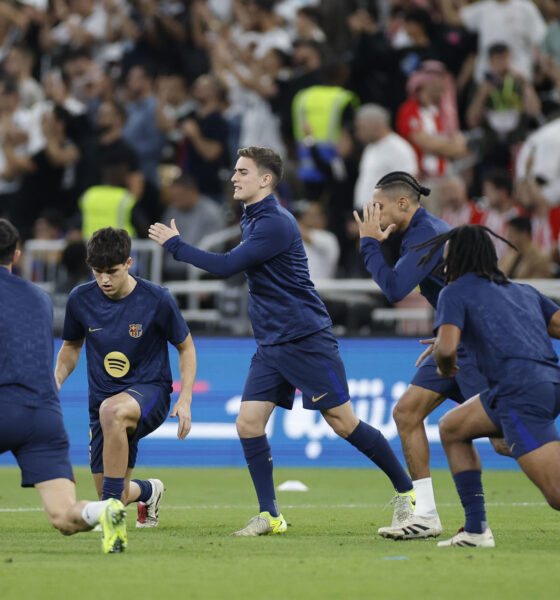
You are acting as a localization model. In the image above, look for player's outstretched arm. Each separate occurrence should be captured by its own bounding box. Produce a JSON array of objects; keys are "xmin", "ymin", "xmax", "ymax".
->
[
  {"xmin": 433, "ymin": 324, "xmax": 461, "ymax": 378},
  {"xmin": 55, "ymin": 339, "xmax": 84, "ymax": 390},
  {"xmin": 171, "ymin": 333, "xmax": 196, "ymax": 440},
  {"xmin": 148, "ymin": 219, "xmax": 181, "ymax": 246}
]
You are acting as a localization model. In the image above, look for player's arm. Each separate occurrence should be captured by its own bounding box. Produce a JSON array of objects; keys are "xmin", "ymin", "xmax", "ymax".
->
[
  {"xmin": 171, "ymin": 333, "xmax": 197, "ymax": 440},
  {"xmin": 433, "ymin": 324, "xmax": 461, "ymax": 377},
  {"xmin": 148, "ymin": 217, "xmax": 292, "ymax": 278},
  {"xmin": 354, "ymin": 203, "xmax": 440, "ymax": 302},
  {"xmin": 55, "ymin": 339, "xmax": 84, "ymax": 390}
]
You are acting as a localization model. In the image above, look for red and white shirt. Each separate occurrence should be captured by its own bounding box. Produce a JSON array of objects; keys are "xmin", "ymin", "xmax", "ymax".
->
[
  {"xmin": 396, "ymin": 98, "xmax": 447, "ymax": 178},
  {"xmin": 479, "ymin": 205, "xmax": 523, "ymax": 258},
  {"xmin": 440, "ymin": 201, "xmax": 484, "ymax": 229}
]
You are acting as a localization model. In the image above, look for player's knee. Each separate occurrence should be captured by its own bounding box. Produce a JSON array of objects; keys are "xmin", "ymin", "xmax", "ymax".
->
[
  {"xmin": 438, "ymin": 413, "xmax": 456, "ymax": 445},
  {"xmin": 543, "ymin": 486, "xmax": 560, "ymax": 511},
  {"xmin": 99, "ymin": 399, "xmax": 126, "ymax": 429},
  {"xmin": 235, "ymin": 415, "xmax": 263, "ymax": 438},
  {"xmin": 48, "ymin": 511, "xmax": 74, "ymax": 536},
  {"xmin": 393, "ymin": 399, "xmax": 417, "ymax": 433}
]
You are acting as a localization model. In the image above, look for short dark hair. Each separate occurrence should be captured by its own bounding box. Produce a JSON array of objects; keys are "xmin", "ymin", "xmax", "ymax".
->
[
  {"xmin": 171, "ymin": 174, "xmax": 199, "ymax": 190},
  {"xmin": 375, "ymin": 171, "xmax": 431, "ymax": 203},
  {"xmin": 508, "ymin": 216, "xmax": 532, "ymax": 235},
  {"xmin": 86, "ymin": 227, "xmax": 131, "ymax": 269},
  {"xmin": 483, "ymin": 169, "xmax": 513, "ymax": 196},
  {"xmin": 0, "ymin": 219, "xmax": 19, "ymax": 265},
  {"xmin": 237, "ymin": 146, "xmax": 283, "ymax": 187},
  {"xmin": 488, "ymin": 43, "xmax": 510, "ymax": 58}
]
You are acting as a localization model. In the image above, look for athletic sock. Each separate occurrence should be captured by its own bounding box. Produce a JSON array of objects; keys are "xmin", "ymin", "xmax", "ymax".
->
[
  {"xmin": 132, "ymin": 479, "xmax": 153, "ymax": 503},
  {"xmin": 346, "ymin": 421, "xmax": 413, "ymax": 493},
  {"xmin": 102, "ymin": 476, "xmax": 125, "ymax": 501},
  {"xmin": 240, "ymin": 435, "xmax": 279, "ymax": 517},
  {"xmin": 453, "ymin": 470, "xmax": 487, "ymax": 534},
  {"xmin": 413, "ymin": 477, "xmax": 438, "ymax": 518},
  {"xmin": 81, "ymin": 501, "xmax": 107, "ymax": 526}
]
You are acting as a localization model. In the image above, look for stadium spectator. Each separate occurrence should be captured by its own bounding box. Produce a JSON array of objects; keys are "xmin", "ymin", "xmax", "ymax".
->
[
  {"xmin": 160, "ymin": 174, "xmax": 226, "ymax": 280},
  {"xmin": 479, "ymin": 169, "xmax": 523, "ymax": 258},
  {"xmin": 439, "ymin": 174, "xmax": 484, "ymax": 228},
  {"xmin": 466, "ymin": 43, "xmax": 541, "ymax": 172},
  {"xmin": 353, "ymin": 104, "xmax": 418, "ymax": 210},
  {"xmin": 516, "ymin": 116, "xmax": 560, "ymax": 205},
  {"xmin": 396, "ymin": 60, "xmax": 467, "ymax": 212},
  {"xmin": 155, "ymin": 72, "xmax": 196, "ymax": 162},
  {"xmin": 178, "ymin": 74, "xmax": 229, "ymax": 203},
  {"xmin": 293, "ymin": 199, "xmax": 340, "ymax": 280},
  {"xmin": 2, "ymin": 43, "xmax": 44, "ymax": 109},
  {"xmin": 440, "ymin": 0, "xmax": 546, "ymax": 82},
  {"xmin": 499, "ymin": 216, "xmax": 553, "ymax": 278},
  {"xmin": 122, "ymin": 64, "xmax": 165, "ymax": 188}
]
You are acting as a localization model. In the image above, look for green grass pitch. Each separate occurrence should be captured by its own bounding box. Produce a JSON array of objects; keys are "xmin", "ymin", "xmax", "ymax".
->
[{"xmin": 1, "ymin": 466, "xmax": 559, "ymax": 600}]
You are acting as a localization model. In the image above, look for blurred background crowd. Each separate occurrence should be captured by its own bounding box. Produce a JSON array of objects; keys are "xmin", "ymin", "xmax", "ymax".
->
[{"xmin": 2, "ymin": 0, "xmax": 560, "ymax": 334}]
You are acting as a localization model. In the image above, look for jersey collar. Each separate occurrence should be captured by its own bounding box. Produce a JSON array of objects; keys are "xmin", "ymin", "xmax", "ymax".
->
[{"xmin": 243, "ymin": 193, "xmax": 277, "ymax": 217}]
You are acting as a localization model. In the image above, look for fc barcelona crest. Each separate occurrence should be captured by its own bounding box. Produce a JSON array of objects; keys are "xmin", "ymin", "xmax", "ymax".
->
[{"xmin": 129, "ymin": 323, "xmax": 143, "ymax": 338}]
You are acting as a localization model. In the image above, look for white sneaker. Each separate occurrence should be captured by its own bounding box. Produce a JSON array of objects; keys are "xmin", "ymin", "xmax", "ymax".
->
[
  {"xmin": 378, "ymin": 514, "xmax": 442, "ymax": 539},
  {"xmin": 231, "ymin": 512, "xmax": 287, "ymax": 536},
  {"xmin": 437, "ymin": 527, "xmax": 495, "ymax": 548},
  {"xmin": 136, "ymin": 478, "xmax": 164, "ymax": 528}
]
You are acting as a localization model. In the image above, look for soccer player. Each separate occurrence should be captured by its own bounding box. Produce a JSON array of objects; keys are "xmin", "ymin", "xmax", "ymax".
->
[
  {"xmin": 414, "ymin": 224, "xmax": 560, "ymax": 547},
  {"xmin": 353, "ymin": 172, "xmax": 506, "ymax": 539},
  {"xmin": 148, "ymin": 146, "xmax": 414, "ymax": 536},
  {"xmin": 0, "ymin": 219, "xmax": 127, "ymax": 554},
  {"xmin": 55, "ymin": 227, "xmax": 196, "ymax": 528}
]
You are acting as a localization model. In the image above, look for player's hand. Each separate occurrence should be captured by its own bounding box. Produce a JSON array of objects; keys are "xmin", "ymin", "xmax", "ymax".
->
[
  {"xmin": 415, "ymin": 337, "xmax": 436, "ymax": 367},
  {"xmin": 437, "ymin": 364, "xmax": 460, "ymax": 378},
  {"xmin": 171, "ymin": 398, "xmax": 192, "ymax": 440},
  {"xmin": 148, "ymin": 219, "xmax": 180, "ymax": 245},
  {"xmin": 352, "ymin": 202, "xmax": 396, "ymax": 241}
]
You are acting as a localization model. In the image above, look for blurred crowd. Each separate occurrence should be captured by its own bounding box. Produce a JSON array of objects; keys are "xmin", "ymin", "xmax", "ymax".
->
[{"xmin": 2, "ymin": 0, "xmax": 560, "ymax": 288}]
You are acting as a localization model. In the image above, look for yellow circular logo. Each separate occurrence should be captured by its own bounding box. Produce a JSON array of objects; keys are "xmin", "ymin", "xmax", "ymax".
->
[{"xmin": 104, "ymin": 351, "xmax": 130, "ymax": 377}]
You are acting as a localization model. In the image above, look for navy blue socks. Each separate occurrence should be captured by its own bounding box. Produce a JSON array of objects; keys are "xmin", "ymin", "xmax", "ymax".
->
[
  {"xmin": 240, "ymin": 435, "xmax": 279, "ymax": 517},
  {"xmin": 132, "ymin": 479, "xmax": 153, "ymax": 503},
  {"xmin": 453, "ymin": 470, "xmax": 487, "ymax": 533},
  {"xmin": 346, "ymin": 420, "xmax": 413, "ymax": 493},
  {"xmin": 102, "ymin": 476, "xmax": 125, "ymax": 501}
]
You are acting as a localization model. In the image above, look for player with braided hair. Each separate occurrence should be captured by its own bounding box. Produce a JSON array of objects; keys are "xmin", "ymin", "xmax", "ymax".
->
[
  {"xmin": 353, "ymin": 171, "xmax": 508, "ymax": 540},
  {"xmin": 414, "ymin": 225, "xmax": 560, "ymax": 547}
]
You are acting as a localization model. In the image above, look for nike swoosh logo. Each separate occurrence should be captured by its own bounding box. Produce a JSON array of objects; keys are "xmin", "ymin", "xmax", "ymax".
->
[
  {"xmin": 509, "ymin": 443, "xmax": 516, "ymax": 454},
  {"xmin": 312, "ymin": 392, "xmax": 328, "ymax": 403},
  {"xmin": 88, "ymin": 327, "xmax": 102, "ymax": 332}
]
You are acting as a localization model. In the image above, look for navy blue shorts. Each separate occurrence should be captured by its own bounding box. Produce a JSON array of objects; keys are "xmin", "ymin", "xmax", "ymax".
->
[
  {"xmin": 89, "ymin": 383, "xmax": 170, "ymax": 473},
  {"xmin": 411, "ymin": 351, "xmax": 488, "ymax": 404},
  {"xmin": 242, "ymin": 328, "xmax": 350, "ymax": 410},
  {"xmin": 0, "ymin": 403, "xmax": 74, "ymax": 487},
  {"xmin": 481, "ymin": 382, "xmax": 560, "ymax": 459}
]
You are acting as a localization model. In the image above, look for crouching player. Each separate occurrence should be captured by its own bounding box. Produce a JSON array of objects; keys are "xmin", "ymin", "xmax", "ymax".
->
[
  {"xmin": 55, "ymin": 228, "xmax": 196, "ymax": 528},
  {"xmin": 0, "ymin": 219, "xmax": 126, "ymax": 553},
  {"xmin": 415, "ymin": 224, "xmax": 560, "ymax": 547}
]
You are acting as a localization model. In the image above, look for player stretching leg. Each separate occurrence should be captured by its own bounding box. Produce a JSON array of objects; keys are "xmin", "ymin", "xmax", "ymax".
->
[
  {"xmin": 55, "ymin": 228, "xmax": 196, "ymax": 528},
  {"xmin": 0, "ymin": 219, "xmax": 126, "ymax": 553},
  {"xmin": 353, "ymin": 172, "xmax": 509, "ymax": 539},
  {"xmin": 414, "ymin": 224, "xmax": 560, "ymax": 547},
  {"xmin": 149, "ymin": 146, "xmax": 414, "ymax": 536}
]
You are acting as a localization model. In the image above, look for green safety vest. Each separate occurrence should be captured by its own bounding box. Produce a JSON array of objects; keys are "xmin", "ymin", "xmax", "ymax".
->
[
  {"xmin": 80, "ymin": 185, "xmax": 136, "ymax": 238},
  {"xmin": 292, "ymin": 86, "xmax": 360, "ymax": 142}
]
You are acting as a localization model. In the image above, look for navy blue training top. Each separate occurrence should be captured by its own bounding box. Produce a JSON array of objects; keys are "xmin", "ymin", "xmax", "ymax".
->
[
  {"xmin": 62, "ymin": 277, "xmax": 189, "ymax": 410},
  {"xmin": 360, "ymin": 207, "xmax": 450, "ymax": 307},
  {"xmin": 163, "ymin": 194, "xmax": 332, "ymax": 345},
  {"xmin": 0, "ymin": 267, "xmax": 59, "ymax": 409},
  {"xmin": 435, "ymin": 273, "xmax": 560, "ymax": 394}
]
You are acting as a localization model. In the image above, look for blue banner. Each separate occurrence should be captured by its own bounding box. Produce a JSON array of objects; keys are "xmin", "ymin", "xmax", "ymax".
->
[{"xmin": 3, "ymin": 337, "xmax": 559, "ymax": 469}]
